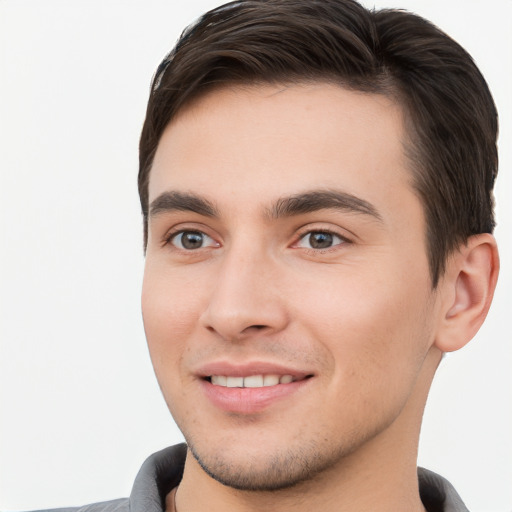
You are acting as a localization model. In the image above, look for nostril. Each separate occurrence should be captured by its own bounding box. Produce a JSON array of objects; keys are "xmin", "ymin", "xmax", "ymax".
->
[
  {"xmin": 242, "ymin": 324, "xmax": 269, "ymax": 334},
  {"xmin": 236, "ymin": 324, "xmax": 269, "ymax": 337}
]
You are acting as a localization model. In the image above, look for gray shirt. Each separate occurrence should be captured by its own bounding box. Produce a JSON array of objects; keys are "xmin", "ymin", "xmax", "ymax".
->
[{"xmin": 30, "ymin": 443, "xmax": 469, "ymax": 512}]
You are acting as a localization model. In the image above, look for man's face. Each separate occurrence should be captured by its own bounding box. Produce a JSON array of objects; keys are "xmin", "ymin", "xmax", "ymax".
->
[{"xmin": 142, "ymin": 83, "xmax": 441, "ymax": 490}]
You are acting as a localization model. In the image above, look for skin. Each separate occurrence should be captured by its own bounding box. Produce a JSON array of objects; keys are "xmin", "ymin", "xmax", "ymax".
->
[{"xmin": 142, "ymin": 83, "xmax": 497, "ymax": 512}]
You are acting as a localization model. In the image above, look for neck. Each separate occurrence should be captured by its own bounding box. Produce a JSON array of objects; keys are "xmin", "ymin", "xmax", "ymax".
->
[{"xmin": 172, "ymin": 348, "xmax": 441, "ymax": 512}]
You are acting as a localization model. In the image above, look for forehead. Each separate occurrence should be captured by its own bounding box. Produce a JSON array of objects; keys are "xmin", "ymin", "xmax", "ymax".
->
[{"xmin": 149, "ymin": 82, "xmax": 412, "ymax": 214}]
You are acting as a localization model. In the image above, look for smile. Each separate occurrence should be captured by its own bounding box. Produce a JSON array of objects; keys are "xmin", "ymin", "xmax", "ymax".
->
[
  {"xmin": 201, "ymin": 374, "xmax": 312, "ymax": 414},
  {"xmin": 209, "ymin": 374, "xmax": 295, "ymax": 388}
]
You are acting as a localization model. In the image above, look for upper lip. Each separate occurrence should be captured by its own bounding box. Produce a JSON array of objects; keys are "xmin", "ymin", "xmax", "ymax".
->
[{"xmin": 195, "ymin": 361, "xmax": 313, "ymax": 380}]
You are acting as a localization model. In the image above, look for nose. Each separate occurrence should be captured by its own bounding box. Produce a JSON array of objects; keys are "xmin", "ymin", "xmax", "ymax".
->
[{"xmin": 199, "ymin": 245, "xmax": 289, "ymax": 342}]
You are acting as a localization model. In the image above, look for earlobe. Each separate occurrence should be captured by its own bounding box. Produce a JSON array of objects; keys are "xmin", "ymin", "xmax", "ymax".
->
[{"xmin": 434, "ymin": 233, "xmax": 499, "ymax": 353}]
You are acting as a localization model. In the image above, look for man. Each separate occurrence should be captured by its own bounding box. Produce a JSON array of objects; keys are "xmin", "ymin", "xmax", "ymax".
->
[{"xmin": 32, "ymin": 0, "xmax": 499, "ymax": 511}]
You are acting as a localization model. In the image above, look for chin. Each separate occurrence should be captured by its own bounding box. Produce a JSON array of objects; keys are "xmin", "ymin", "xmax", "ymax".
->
[{"xmin": 187, "ymin": 436, "xmax": 349, "ymax": 492}]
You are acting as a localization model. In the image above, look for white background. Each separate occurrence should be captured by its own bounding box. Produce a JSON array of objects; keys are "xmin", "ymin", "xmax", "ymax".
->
[{"xmin": 0, "ymin": 1, "xmax": 510, "ymax": 511}]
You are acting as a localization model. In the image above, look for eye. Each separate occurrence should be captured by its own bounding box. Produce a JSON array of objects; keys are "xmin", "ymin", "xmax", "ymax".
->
[
  {"xmin": 296, "ymin": 230, "xmax": 346, "ymax": 250},
  {"xmin": 170, "ymin": 230, "xmax": 218, "ymax": 250}
]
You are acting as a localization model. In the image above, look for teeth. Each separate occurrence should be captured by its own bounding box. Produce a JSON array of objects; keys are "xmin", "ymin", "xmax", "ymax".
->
[
  {"xmin": 244, "ymin": 375, "xmax": 264, "ymax": 388},
  {"xmin": 226, "ymin": 376, "xmax": 244, "ymax": 388},
  {"xmin": 210, "ymin": 374, "xmax": 295, "ymax": 388},
  {"xmin": 263, "ymin": 374, "xmax": 279, "ymax": 386},
  {"xmin": 211, "ymin": 375, "xmax": 227, "ymax": 386}
]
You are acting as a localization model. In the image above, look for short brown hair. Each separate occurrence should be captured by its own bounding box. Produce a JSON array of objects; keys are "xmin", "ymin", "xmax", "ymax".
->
[{"xmin": 138, "ymin": 0, "xmax": 498, "ymax": 286}]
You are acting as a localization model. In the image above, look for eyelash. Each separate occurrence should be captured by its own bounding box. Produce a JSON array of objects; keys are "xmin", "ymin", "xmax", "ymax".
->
[
  {"xmin": 164, "ymin": 229, "xmax": 218, "ymax": 250},
  {"xmin": 293, "ymin": 228, "xmax": 350, "ymax": 252},
  {"xmin": 163, "ymin": 227, "xmax": 351, "ymax": 252}
]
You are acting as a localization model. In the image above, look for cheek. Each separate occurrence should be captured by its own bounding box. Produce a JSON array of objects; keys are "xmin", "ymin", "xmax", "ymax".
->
[
  {"xmin": 295, "ymin": 265, "xmax": 433, "ymax": 388},
  {"xmin": 141, "ymin": 264, "xmax": 207, "ymax": 367},
  {"xmin": 141, "ymin": 265, "xmax": 212, "ymax": 427}
]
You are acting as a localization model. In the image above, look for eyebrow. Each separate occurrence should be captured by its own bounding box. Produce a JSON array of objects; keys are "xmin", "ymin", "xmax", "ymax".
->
[
  {"xmin": 148, "ymin": 189, "xmax": 382, "ymax": 223},
  {"xmin": 149, "ymin": 191, "xmax": 219, "ymax": 218},
  {"xmin": 269, "ymin": 189, "xmax": 383, "ymax": 222}
]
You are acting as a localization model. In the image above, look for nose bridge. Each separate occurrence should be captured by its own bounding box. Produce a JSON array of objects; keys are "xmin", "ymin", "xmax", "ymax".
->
[{"xmin": 201, "ymin": 236, "xmax": 287, "ymax": 340}]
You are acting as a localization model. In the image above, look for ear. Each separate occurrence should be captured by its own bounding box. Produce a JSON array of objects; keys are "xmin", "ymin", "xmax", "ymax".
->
[{"xmin": 434, "ymin": 233, "xmax": 499, "ymax": 353}]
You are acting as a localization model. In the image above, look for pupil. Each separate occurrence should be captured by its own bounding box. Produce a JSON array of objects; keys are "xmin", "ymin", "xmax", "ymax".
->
[
  {"xmin": 182, "ymin": 232, "xmax": 203, "ymax": 249},
  {"xmin": 309, "ymin": 232, "xmax": 333, "ymax": 249}
]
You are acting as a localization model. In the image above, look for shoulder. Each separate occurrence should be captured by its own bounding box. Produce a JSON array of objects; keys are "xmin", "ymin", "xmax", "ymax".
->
[
  {"xmin": 27, "ymin": 497, "xmax": 129, "ymax": 512},
  {"xmin": 418, "ymin": 467, "xmax": 469, "ymax": 512}
]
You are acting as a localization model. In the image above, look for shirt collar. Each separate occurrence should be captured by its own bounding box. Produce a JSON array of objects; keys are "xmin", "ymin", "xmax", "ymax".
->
[{"xmin": 129, "ymin": 444, "xmax": 469, "ymax": 512}]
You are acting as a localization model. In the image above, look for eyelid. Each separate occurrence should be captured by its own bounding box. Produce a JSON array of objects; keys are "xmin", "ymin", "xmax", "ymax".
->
[
  {"xmin": 294, "ymin": 224, "xmax": 352, "ymax": 242},
  {"xmin": 161, "ymin": 224, "xmax": 221, "ymax": 249},
  {"xmin": 298, "ymin": 231, "xmax": 344, "ymax": 247},
  {"xmin": 171, "ymin": 230, "xmax": 218, "ymax": 250},
  {"xmin": 291, "ymin": 225, "xmax": 353, "ymax": 253}
]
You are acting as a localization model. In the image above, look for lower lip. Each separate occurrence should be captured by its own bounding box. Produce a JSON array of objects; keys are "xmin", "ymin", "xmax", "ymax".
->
[{"xmin": 200, "ymin": 378, "xmax": 311, "ymax": 414}]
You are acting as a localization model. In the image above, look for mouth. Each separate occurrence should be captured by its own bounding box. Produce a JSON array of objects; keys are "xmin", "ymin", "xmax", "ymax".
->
[
  {"xmin": 206, "ymin": 374, "xmax": 305, "ymax": 388},
  {"xmin": 198, "ymin": 365, "xmax": 314, "ymax": 414}
]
